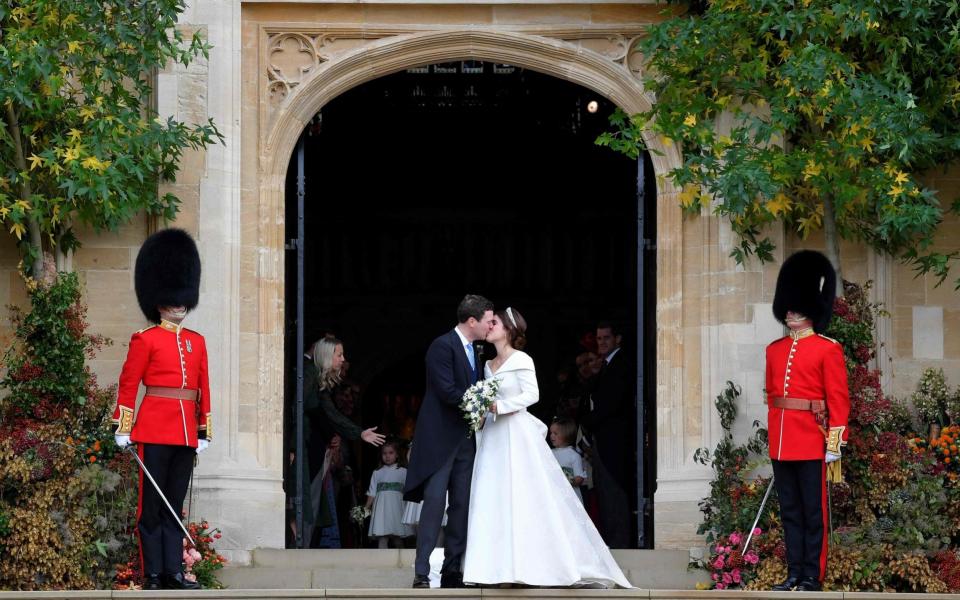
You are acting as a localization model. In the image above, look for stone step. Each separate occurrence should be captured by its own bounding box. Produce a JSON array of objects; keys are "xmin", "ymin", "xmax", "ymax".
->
[
  {"xmin": 2, "ymin": 588, "xmax": 959, "ymax": 599},
  {"xmin": 230, "ymin": 549, "xmax": 706, "ymax": 590}
]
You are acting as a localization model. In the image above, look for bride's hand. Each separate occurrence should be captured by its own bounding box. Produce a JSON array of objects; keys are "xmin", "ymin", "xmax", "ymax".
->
[{"xmin": 490, "ymin": 401, "xmax": 498, "ymax": 415}]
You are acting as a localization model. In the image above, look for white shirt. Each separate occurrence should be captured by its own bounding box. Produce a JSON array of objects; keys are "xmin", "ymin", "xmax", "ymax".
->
[{"xmin": 605, "ymin": 346, "xmax": 621, "ymax": 364}]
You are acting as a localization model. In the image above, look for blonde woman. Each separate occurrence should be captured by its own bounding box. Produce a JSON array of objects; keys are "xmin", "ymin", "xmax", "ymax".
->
[{"xmin": 289, "ymin": 335, "xmax": 385, "ymax": 547}]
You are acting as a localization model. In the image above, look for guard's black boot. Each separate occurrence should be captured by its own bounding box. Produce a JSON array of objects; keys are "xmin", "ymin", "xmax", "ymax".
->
[
  {"xmin": 771, "ymin": 575, "xmax": 800, "ymax": 591},
  {"xmin": 161, "ymin": 572, "xmax": 202, "ymax": 590},
  {"xmin": 143, "ymin": 574, "xmax": 161, "ymax": 590},
  {"xmin": 796, "ymin": 576, "xmax": 822, "ymax": 591}
]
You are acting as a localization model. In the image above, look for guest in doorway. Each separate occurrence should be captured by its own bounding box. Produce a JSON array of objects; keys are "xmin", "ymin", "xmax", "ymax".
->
[
  {"xmin": 582, "ymin": 322, "xmax": 635, "ymax": 548},
  {"xmin": 287, "ymin": 335, "xmax": 387, "ymax": 547},
  {"xmin": 365, "ymin": 441, "xmax": 414, "ymax": 548}
]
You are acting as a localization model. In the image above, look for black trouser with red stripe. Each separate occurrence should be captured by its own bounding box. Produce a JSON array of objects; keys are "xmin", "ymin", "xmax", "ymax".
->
[
  {"xmin": 138, "ymin": 444, "xmax": 195, "ymax": 576},
  {"xmin": 772, "ymin": 459, "xmax": 828, "ymax": 581}
]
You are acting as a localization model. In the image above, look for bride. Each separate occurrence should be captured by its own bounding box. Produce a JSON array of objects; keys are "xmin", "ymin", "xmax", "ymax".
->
[{"xmin": 462, "ymin": 307, "xmax": 632, "ymax": 588}]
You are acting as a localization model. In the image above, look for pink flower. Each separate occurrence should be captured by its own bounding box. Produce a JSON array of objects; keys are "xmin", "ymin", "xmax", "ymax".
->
[
  {"xmin": 711, "ymin": 573, "xmax": 719, "ymax": 581},
  {"xmin": 728, "ymin": 532, "xmax": 742, "ymax": 545},
  {"xmin": 189, "ymin": 549, "xmax": 202, "ymax": 561},
  {"xmin": 732, "ymin": 569, "xmax": 742, "ymax": 583},
  {"xmin": 752, "ymin": 527, "xmax": 762, "ymax": 535},
  {"xmin": 722, "ymin": 572, "xmax": 733, "ymax": 585},
  {"xmin": 713, "ymin": 557, "xmax": 725, "ymax": 569},
  {"xmin": 715, "ymin": 582, "xmax": 726, "ymax": 590},
  {"xmin": 184, "ymin": 572, "xmax": 197, "ymax": 583},
  {"xmin": 744, "ymin": 552, "xmax": 759, "ymax": 565}
]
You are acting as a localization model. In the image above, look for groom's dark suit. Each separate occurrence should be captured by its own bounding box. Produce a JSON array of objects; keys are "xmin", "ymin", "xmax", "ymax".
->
[{"xmin": 404, "ymin": 329, "xmax": 478, "ymax": 582}]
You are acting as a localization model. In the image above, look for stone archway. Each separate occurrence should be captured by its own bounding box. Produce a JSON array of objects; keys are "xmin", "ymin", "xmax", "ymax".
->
[{"xmin": 249, "ymin": 28, "xmax": 689, "ymax": 547}]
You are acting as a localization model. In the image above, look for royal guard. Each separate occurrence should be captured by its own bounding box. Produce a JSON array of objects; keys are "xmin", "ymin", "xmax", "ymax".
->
[
  {"xmin": 767, "ymin": 250, "xmax": 850, "ymax": 592},
  {"xmin": 112, "ymin": 228, "xmax": 210, "ymax": 590}
]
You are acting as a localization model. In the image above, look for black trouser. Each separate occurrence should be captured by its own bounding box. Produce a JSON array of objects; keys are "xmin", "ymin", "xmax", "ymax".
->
[
  {"xmin": 772, "ymin": 459, "xmax": 828, "ymax": 581},
  {"xmin": 138, "ymin": 443, "xmax": 196, "ymax": 576},
  {"xmin": 415, "ymin": 437, "xmax": 475, "ymax": 577}
]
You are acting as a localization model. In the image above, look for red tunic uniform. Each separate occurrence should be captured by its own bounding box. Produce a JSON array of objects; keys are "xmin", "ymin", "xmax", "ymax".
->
[
  {"xmin": 766, "ymin": 330, "xmax": 850, "ymax": 461},
  {"xmin": 112, "ymin": 320, "xmax": 211, "ymax": 447}
]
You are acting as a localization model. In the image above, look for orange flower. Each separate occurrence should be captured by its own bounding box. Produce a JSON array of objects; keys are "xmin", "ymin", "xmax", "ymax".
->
[
  {"xmin": 66, "ymin": 436, "xmax": 74, "ymax": 445},
  {"xmin": 93, "ymin": 440, "xmax": 101, "ymax": 451},
  {"xmin": 946, "ymin": 457, "xmax": 952, "ymax": 464},
  {"xmin": 952, "ymin": 445, "xmax": 958, "ymax": 452},
  {"xmin": 944, "ymin": 449, "xmax": 951, "ymax": 456},
  {"xmin": 89, "ymin": 455, "xmax": 97, "ymax": 463}
]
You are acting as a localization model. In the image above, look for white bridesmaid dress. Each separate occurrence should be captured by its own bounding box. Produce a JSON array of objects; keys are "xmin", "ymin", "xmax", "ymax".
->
[{"xmin": 462, "ymin": 350, "xmax": 631, "ymax": 588}]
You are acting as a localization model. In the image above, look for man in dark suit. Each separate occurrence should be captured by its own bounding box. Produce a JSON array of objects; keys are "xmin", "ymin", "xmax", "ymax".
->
[
  {"xmin": 584, "ymin": 321, "xmax": 635, "ymax": 548},
  {"xmin": 404, "ymin": 294, "xmax": 494, "ymax": 588}
]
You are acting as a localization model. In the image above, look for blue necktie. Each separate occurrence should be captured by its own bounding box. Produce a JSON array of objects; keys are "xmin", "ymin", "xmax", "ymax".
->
[{"xmin": 466, "ymin": 342, "xmax": 477, "ymax": 379}]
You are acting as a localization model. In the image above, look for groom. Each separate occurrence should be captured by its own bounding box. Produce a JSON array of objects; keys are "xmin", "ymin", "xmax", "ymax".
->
[{"xmin": 404, "ymin": 294, "xmax": 494, "ymax": 588}]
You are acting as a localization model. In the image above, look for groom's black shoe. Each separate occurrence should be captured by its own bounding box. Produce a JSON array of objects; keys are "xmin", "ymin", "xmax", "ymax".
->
[
  {"xmin": 412, "ymin": 575, "xmax": 430, "ymax": 589},
  {"xmin": 440, "ymin": 571, "xmax": 465, "ymax": 588}
]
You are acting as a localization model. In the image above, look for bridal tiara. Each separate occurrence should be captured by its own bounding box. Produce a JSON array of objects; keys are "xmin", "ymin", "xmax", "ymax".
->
[{"xmin": 506, "ymin": 307, "xmax": 517, "ymax": 328}]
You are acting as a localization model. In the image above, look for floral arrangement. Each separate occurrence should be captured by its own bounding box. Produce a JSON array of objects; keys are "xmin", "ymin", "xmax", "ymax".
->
[
  {"xmin": 910, "ymin": 425, "xmax": 960, "ymax": 474},
  {"xmin": 350, "ymin": 505, "xmax": 371, "ymax": 525},
  {"xmin": 700, "ymin": 529, "xmax": 763, "ymax": 589},
  {"xmin": 182, "ymin": 520, "xmax": 227, "ymax": 589},
  {"xmin": 459, "ymin": 378, "xmax": 501, "ymax": 436}
]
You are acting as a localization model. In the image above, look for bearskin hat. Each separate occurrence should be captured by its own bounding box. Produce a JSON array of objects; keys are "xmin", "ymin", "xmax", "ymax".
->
[
  {"xmin": 772, "ymin": 250, "xmax": 837, "ymax": 333},
  {"xmin": 135, "ymin": 228, "xmax": 201, "ymax": 324}
]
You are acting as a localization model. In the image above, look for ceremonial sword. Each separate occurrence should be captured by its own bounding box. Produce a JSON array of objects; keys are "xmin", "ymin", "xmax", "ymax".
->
[
  {"xmin": 125, "ymin": 445, "xmax": 197, "ymax": 547},
  {"xmin": 742, "ymin": 476, "xmax": 774, "ymax": 555}
]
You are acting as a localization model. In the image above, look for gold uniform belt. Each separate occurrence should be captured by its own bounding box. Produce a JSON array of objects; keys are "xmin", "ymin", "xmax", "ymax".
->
[
  {"xmin": 145, "ymin": 386, "xmax": 198, "ymax": 401},
  {"xmin": 770, "ymin": 396, "xmax": 825, "ymax": 413}
]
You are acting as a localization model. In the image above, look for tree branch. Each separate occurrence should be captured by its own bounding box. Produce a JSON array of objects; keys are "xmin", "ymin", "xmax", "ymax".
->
[{"xmin": 4, "ymin": 103, "xmax": 43, "ymax": 275}]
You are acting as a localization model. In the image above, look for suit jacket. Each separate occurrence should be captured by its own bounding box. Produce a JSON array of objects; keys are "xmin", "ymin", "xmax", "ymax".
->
[
  {"xmin": 403, "ymin": 329, "xmax": 476, "ymax": 502},
  {"xmin": 584, "ymin": 349, "xmax": 634, "ymax": 482}
]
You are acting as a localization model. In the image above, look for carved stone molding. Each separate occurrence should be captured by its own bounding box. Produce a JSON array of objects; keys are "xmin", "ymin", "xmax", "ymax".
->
[{"xmin": 260, "ymin": 25, "xmax": 648, "ymax": 123}]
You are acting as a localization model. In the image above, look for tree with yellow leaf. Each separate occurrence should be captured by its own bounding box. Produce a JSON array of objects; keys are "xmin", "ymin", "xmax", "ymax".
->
[
  {"xmin": 598, "ymin": 0, "xmax": 960, "ymax": 289},
  {"xmin": 0, "ymin": 0, "xmax": 222, "ymax": 276}
]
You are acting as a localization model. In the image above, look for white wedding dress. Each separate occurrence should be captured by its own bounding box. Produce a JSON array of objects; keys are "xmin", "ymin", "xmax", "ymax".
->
[{"xmin": 462, "ymin": 351, "xmax": 632, "ymax": 588}]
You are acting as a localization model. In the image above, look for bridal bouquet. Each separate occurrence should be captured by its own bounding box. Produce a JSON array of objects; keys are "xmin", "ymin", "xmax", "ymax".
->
[
  {"xmin": 350, "ymin": 505, "xmax": 370, "ymax": 524},
  {"xmin": 459, "ymin": 378, "xmax": 501, "ymax": 436}
]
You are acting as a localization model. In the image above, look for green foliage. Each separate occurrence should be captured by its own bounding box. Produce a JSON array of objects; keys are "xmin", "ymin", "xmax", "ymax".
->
[
  {"xmin": 1, "ymin": 271, "xmax": 108, "ymax": 413},
  {"xmin": 0, "ymin": 272, "xmax": 134, "ymax": 589},
  {"xmin": 599, "ymin": 0, "xmax": 960, "ymax": 287},
  {"xmin": 693, "ymin": 381, "xmax": 771, "ymax": 542},
  {"xmin": 0, "ymin": 0, "xmax": 222, "ymax": 273}
]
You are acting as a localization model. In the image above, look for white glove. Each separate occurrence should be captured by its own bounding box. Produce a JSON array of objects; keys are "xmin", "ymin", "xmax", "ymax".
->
[
  {"xmin": 825, "ymin": 451, "xmax": 841, "ymax": 463},
  {"xmin": 196, "ymin": 439, "xmax": 210, "ymax": 454},
  {"xmin": 114, "ymin": 434, "xmax": 132, "ymax": 449}
]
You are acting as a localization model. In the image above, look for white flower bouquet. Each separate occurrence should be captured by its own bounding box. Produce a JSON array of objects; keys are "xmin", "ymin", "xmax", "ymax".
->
[
  {"xmin": 350, "ymin": 505, "xmax": 370, "ymax": 525},
  {"xmin": 459, "ymin": 378, "xmax": 501, "ymax": 436}
]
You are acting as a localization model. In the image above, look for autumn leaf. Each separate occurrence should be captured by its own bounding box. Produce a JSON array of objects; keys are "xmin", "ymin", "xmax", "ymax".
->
[
  {"xmin": 9, "ymin": 222, "xmax": 26, "ymax": 240},
  {"xmin": 28, "ymin": 154, "xmax": 44, "ymax": 170},
  {"xmin": 766, "ymin": 193, "xmax": 792, "ymax": 217}
]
